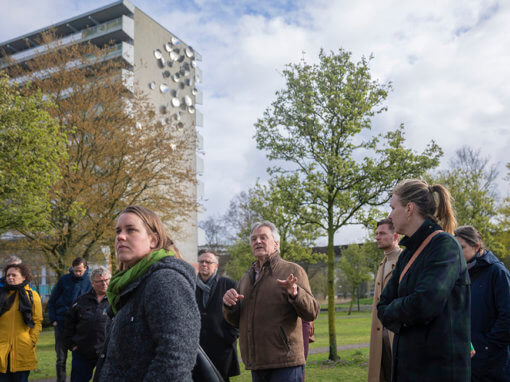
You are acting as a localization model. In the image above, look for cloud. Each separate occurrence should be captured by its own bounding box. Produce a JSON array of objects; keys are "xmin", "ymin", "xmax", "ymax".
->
[{"xmin": 1, "ymin": 0, "xmax": 508, "ymax": 245}]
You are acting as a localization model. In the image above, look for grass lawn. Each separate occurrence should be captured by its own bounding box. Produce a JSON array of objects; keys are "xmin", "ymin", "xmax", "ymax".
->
[
  {"xmin": 30, "ymin": 307, "xmax": 371, "ymax": 380},
  {"xmin": 30, "ymin": 329, "xmax": 72, "ymax": 380}
]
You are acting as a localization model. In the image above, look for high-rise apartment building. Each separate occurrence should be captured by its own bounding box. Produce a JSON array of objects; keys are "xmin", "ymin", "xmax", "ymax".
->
[{"xmin": 0, "ymin": 0, "xmax": 204, "ymax": 261}]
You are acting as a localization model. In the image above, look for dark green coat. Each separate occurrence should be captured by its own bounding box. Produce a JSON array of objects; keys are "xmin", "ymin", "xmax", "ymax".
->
[{"xmin": 377, "ymin": 220, "xmax": 471, "ymax": 381}]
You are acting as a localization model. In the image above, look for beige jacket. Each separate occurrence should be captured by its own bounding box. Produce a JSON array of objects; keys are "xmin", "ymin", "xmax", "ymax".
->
[{"xmin": 367, "ymin": 247, "xmax": 401, "ymax": 382}]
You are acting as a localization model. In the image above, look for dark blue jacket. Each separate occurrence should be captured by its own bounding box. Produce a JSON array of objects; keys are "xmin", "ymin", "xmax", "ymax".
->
[
  {"xmin": 469, "ymin": 250, "xmax": 510, "ymax": 382},
  {"xmin": 48, "ymin": 268, "xmax": 92, "ymax": 327}
]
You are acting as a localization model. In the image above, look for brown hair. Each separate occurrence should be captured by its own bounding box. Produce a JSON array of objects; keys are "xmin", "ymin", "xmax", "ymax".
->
[
  {"xmin": 3, "ymin": 263, "xmax": 33, "ymax": 283},
  {"xmin": 454, "ymin": 225, "xmax": 484, "ymax": 250},
  {"xmin": 376, "ymin": 218, "xmax": 395, "ymax": 232},
  {"xmin": 393, "ymin": 179, "xmax": 457, "ymax": 234},
  {"xmin": 117, "ymin": 206, "xmax": 183, "ymax": 264}
]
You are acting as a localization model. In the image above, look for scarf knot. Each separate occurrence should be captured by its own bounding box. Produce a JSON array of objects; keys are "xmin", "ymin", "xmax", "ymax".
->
[{"xmin": 107, "ymin": 249, "xmax": 174, "ymax": 315}]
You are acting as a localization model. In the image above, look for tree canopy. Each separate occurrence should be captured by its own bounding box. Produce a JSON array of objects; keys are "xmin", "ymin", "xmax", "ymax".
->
[
  {"xmin": 0, "ymin": 72, "xmax": 65, "ymax": 233},
  {"xmin": 254, "ymin": 48, "xmax": 442, "ymax": 359},
  {"xmin": 6, "ymin": 32, "xmax": 197, "ymax": 274},
  {"xmin": 427, "ymin": 146, "xmax": 504, "ymax": 256}
]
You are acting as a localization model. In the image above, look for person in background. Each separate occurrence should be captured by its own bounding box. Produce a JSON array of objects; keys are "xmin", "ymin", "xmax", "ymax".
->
[
  {"xmin": 0, "ymin": 263, "xmax": 43, "ymax": 382},
  {"xmin": 223, "ymin": 221, "xmax": 320, "ymax": 382},
  {"xmin": 454, "ymin": 225, "xmax": 510, "ymax": 382},
  {"xmin": 195, "ymin": 250, "xmax": 240, "ymax": 381},
  {"xmin": 368, "ymin": 219, "xmax": 402, "ymax": 382},
  {"xmin": 94, "ymin": 205, "xmax": 199, "ymax": 381},
  {"xmin": 47, "ymin": 257, "xmax": 92, "ymax": 382},
  {"xmin": 63, "ymin": 266, "xmax": 111, "ymax": 382},
  {"xmin": 377, "ymin": 179, "xmax": 471, "ymax": 381},
  {"xmin": 0, "ymin": 256, "xmax": 23, "ymax": 287}
]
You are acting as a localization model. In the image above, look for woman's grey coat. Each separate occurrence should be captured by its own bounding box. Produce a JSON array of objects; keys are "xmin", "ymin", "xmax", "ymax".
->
[{"xmin": 96, "ymin": 257, "xmax": 200, "ymax": 382}]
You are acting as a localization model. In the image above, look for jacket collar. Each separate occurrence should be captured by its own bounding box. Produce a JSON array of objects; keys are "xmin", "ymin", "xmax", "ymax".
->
[
  {"xmin": 471, "ymin": 249, "xmax": 501, "ymax": 269},
  {"xmin": 399, "ymin": 218, "xmax": 442, "ymax": 253}
]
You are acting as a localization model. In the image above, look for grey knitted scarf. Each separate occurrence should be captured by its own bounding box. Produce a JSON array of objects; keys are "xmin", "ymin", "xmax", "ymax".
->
[{"xmin": 196, "ymin": 272, "xmax": 217, "ymax": 308}]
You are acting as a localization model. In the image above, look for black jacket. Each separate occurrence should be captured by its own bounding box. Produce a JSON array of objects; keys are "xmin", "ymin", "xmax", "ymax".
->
[
  {"xmin": 63, "ymin": 289, "xmax": 109, "ymax": 360},
  {"xmin": 196, "ymin": 274, "xmax": 240, "ymax": 380},
  {"xmin": 469, "ymin": 250, "xmax": 510, "ymax": 382}
]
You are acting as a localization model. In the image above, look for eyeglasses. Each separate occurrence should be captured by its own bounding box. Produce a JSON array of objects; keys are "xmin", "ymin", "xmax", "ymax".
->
[
  {"xmin": 93, "ymin": 278, "xmax": 110, "ymax": 284},
  {"xmin": 198, "ymin": 260, "xmax": 217, "ymax": 265}
]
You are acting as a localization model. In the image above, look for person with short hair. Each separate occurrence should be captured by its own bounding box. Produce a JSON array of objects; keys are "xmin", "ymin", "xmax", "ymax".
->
[
  {"xmin": 63, "ymin": 266, "xmax": 111, "ymax": 382},
  {"xmin": 0, "ymin": 255, "xmax": 23, "ymax": 287},
  {"xmin": 195, "ymin": 250, "xmax": 240, "ymax": 381},
  {"xmin": 455, "ymin": 225, "xmax": 510, "ymax": 382},
  {"xmin": 223, "ymin": 221, "xmax": 319, "ymax": 382},
  {"xmin": 368, "ymin": 219, "xmax": 401, "ymax": 382},
  {"xmin": 94, "ymin": 206, "xmax": 199, "ymax": 381},
  {"xmin": 377, "ymin": 179, "xmax": 471, "ymax": 381},
  {"xmin": 0, "ymin": 263, "xmax": 42, "ymax": 381},
  {"xmin": 47, "ymin": 257, "xmax": 92, "ymax": 382}
]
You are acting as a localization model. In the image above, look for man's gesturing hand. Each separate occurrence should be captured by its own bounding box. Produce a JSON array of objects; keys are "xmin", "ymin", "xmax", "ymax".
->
[
  {"xmin": 223, "ymin": 288, "xmax": 244, "ymax": 307},
  {"xmin": 277, "ymin": 274, "xmax": 298, "ymax": 297}
]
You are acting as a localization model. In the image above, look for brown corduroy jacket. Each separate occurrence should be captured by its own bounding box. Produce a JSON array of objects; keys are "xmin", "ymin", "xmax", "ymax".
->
[{"xmin": 223, "ymin": 252, "xmax": 319, "ymax": 370}]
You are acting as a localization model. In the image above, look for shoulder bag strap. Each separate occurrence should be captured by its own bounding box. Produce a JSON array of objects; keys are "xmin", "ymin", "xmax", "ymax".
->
[{"xmin": 399, "ymin": 230, "xmax": 443, "ymax": 284}]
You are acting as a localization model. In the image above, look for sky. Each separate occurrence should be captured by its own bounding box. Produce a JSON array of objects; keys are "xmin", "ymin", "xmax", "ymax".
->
[{"xmin": 1, "ymin": 0, "xmax": 509, "ymax": 245}]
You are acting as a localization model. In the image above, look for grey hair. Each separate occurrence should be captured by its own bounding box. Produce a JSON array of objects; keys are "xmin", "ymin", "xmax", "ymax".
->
[
  {"xmin": 250, "ymin": 221, "xmax": 280, "ymax": 245},
  {"xmin": 90, "ymin": 266, "xmax": 111, "ymax": 282},
  {"xmin": 2, "ymin": 255, "xmax": 22, "ymax": 267},
  {"xmin": 198, "ymin": 251, "xmax": 219, "ymax": 263}
]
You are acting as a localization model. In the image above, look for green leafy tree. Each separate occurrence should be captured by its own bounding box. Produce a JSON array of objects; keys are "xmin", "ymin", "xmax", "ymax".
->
[
  {"xmin": 6, "ymin": 32, "xmax": 197, "ymax": 275},
  {"xmin": 224, "ymin": 176, "xmax": 325, "ymax": 279},
  {"xmin": 337, "ymin": 245, "xmax": 371, "ymax": 315},
  {"xmin": 0, "ymin": 72, "xmax": 65, "ymax": 233},
  {"xmin": 224, "ymin": 240, "xmax": 253, "ymax": 280},
  {"xmin": 427, "ymin": 146, "xmax": 504, "ymax": 256},
  {"xmin": 254, "ymin": 48, "xmax": 442, "ymax": 359},
  {"xmin": 496, "ymin": 163, "xmax": 510, "ymax": 268}
]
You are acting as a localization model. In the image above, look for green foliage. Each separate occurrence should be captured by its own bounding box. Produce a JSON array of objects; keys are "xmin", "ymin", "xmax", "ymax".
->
[
  {"xmin": 254, "ymin": 48, "xmax": 441, "ymax": 359},
  {"xmin": 224, "ymin": 176, "xmax": 325, "ymax": 278},
  {"xmin": 427, "ymin": 146, "xmax": 504, "ymax": 256},
  {"xmin": 496, "ymin": 163, "xmax": 510, "ymax": 268},
  {"xmin": 6, "ymin": 32, "xmax": 197, "ymax": 275},
  {"xmin": 337, "ymin": 245, "xmax": 372, "ymax": 314},
  {"xmin": 224, "ymin": 240, "xmax": 253, "ymax": 281},
  {"xmin": 0, "ymin": 72, "xmax": 65, "ymax": 233}
]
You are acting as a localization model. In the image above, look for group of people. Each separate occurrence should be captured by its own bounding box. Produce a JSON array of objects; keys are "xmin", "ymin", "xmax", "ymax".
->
[
  {"xmin": 1, "ymin": 177, "xmax": 509, "ymax": 382},
  {"xmin": 368, "ymin": 179, "xmax": 510, "ymax": 382}
]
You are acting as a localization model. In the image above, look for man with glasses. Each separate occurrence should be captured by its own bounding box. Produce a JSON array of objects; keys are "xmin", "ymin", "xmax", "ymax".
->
[
  {"xmin": 63, "ymin": 266, "xmax": 111, "ymax": 382},
  {"xmin": 195, "ymin": 250, "xmax": 240, "ymax": 381}
]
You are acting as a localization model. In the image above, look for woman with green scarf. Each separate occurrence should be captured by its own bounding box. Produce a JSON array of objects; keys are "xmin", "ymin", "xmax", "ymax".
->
[{"xmin": 94, "ymin": 206, "xmax": 200, "ymax": 382}]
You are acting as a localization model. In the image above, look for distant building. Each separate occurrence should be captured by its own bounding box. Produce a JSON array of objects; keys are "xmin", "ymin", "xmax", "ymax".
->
[{"xmin": 0, "ymin": 0, "xmax": 204, "ymax": 261}]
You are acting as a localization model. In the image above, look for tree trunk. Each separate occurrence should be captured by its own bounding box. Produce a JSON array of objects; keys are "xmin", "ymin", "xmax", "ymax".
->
[
  {"xmin": 327, "ymin": 218, "xmax": 339, "ymax": 360},
  {"xmin": 357, "ymin": 284, "xmax": 361, "ymax": 312},
  {"xmin": 347, "ymin": 288, "xmax": 354, "ymax": 315}
]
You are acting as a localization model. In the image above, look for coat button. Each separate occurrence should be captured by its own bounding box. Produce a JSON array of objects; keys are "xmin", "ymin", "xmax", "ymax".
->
[{"xmin": 377, "ymin": 327, "xmax": 380, "ymax": 331}]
